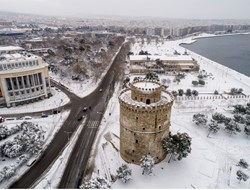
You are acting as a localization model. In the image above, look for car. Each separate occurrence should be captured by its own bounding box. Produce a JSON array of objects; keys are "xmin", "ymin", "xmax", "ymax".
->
[
  {"xmin": 16, "ymin": 116, "xmax": 24, "ymax": 120},
  {"xmin": 24, "ymin": 116, "xmax": 32, "ymax": 120},
  {"xmin": 83, "ymin": 107, "xmax": 88, "ymax": 112},
  {"xmin": 99, "ymin": 88, "xmax": 103, "ymax": 92},
  {"xmin": 41, "ymin": 114, "xmax": 48, "ymax": 118},
  {"xmin": 0, "ymin": 117, "xmax": 5, "ymax": 123},
  {"xmin": 77, "ymin": 115, "xmax": 83, "ymax": 121}
]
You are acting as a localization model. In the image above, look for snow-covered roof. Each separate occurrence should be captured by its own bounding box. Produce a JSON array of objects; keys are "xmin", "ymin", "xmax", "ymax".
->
[
  {"xmin": 130, "ymin": 55, "xmax": 193, "ymax": 62},
  {"xmin": 133, "ymin": 81, "xmax": 160, "ymax": 89},
  {"xmin": 0, "ymin": 46, "xmax": 24, "ymax": 52},
  {"xmin": 120, "ymin": 89, "xmax": 172, "ymax": 107},
  {"xmin": 0, "ymin": 53, "xmax": 40, "ymax": 63}
]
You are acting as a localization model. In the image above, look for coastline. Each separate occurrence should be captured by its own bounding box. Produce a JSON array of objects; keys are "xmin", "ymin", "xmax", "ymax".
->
[{"xmin": 179, "ymin": 31, "xmax": 250, "ymax": 45}]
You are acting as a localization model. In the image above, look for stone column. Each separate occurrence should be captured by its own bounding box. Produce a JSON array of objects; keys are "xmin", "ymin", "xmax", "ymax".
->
[
  {"xmin": 1, "ymin": 78, "xmax": 11, "ymax": 107},
  {"xmin": 41, "ymin": 72, "xmax": 48, "ymax": 97}
]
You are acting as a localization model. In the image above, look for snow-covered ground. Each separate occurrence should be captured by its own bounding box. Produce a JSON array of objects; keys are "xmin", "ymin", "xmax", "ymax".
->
[
  {"xmin": 0, "ymin": 88, "xmax": 70, "ymax": 115},
  {"xmin": 87, "ymin": 34, "xmax": 250, "ymax": 189},
  {"xmin": 49, "ymin": 42, "xmax": 125, "ymax": 98},
  {"xmin": 33, "ymin": 117, "xmax": 87, "ymax": 189},
  {"xmin": 0, "ymin": 111, "xmax": 70, "ymax": 188}
]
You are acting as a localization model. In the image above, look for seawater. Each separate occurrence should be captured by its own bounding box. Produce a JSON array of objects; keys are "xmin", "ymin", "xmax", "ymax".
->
[{"xmin": 181, "ymin": 34, "xmax": 250, "ymax": 77}]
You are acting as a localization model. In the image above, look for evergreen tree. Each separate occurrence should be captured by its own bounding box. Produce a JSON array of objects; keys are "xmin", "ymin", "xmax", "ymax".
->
[
  {"xmin": 178, "ymin": 89, "xmax": 184, "ymax": 96},
  {"xmin": 117, "ymin": 164, "xmax": 132, "ymax": 183},
  {"xmin": 233, "ymin": 105, "xmax": 246, "ymax": 114},
  {"xmin": 80, "ymin": 176, "xmax": 110, "ymax": 189},
  {"xmin": 140, "ymin": 154, "xmax": 155, "ymax": 175},
  {"xmin": 186, "ymin": 89, "xmax": 192, "ymax": 96},
  {"xmin": 236, "ymin": 170, "xmax": 249, "ymax": 183},
  {"xmin": 193, "ymin": 113, "xmax": 207, "ymax": 126},
  {"xmin": 192, "ymin": 90, "xmax": 199, "ymax": 96},
  {"xmin": 237, "ymin": 159, "xmax": 249, "ymax": 169},
  {"xmin": 244, "ymin": 125, "xmax": 250, "ymax": 137},
  {"xmin": 192, "ymin": 80, "xmax": 198, "ymax": 86},
  {"xmin": 224, "ymin": 121, "xmax": 241, "ymax": 136},
  {"xmin": 162, "ymin": 132, "xmax": 192, "ymax": 163},
  {"xmin": 212, "ymin": 112, "xmax": 226, "ymax": 124},
  {"xmin": 233, "ymin": 114, "xmax": 245, "ymax": 124},
  {"xmin": 207, "ymin": 120, "xmax": 220, "ymax": 137}
]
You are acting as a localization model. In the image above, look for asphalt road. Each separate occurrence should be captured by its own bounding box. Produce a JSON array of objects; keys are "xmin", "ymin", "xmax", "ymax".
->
[{"xmin": 10, "ymin": 41, "xmax": 129, "ymax": 188}]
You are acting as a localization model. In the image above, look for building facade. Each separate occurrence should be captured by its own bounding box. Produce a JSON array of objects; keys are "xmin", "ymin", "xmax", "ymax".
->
[
  {"xmin": 119, "ymin": 79, "xmax": 174, "ymax": 164},
  {"xmin": 129, "ymin": 55, "xmax": 199, "ymax": 74},
  {"xmin": 0, "ymin": 51, "xmax": 51, "ymax": 107}
]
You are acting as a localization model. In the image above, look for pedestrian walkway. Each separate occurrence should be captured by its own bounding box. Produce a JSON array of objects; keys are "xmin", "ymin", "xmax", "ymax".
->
[{"xmin": 87, "ymin": 120, "xmax": 100, "ymax": 128}]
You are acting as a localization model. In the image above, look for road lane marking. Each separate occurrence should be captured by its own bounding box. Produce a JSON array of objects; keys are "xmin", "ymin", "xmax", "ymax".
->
[{"xmin": 87, "ymin": 120, "xmax": 99, "ymax": 128}]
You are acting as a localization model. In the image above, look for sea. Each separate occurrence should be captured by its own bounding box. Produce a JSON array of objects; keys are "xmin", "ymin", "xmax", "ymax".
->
[{"xmin": 181, "ymin": 34, "xmax": 250, "ymax": 77}]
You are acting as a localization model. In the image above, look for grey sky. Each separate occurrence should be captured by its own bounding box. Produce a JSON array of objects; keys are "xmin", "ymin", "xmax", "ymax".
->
[{"xmin": 1, "ymin": 0, "xmax": 250, "ymax": 19}]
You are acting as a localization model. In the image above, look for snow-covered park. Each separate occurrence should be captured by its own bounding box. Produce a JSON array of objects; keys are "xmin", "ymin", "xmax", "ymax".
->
[
  {"xmin": 85, "ymin": 34, "xmax": 250, "ymax": 189},
  {"xmin": 0, "ymin": 111, "xmax": 70, "ymax": 188}
]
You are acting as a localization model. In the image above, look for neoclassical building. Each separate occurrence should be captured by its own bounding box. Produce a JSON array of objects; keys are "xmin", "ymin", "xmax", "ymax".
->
[
  {"xmin": 129, "ymin": 55, "xmax": 199, "ymax": 73},
  {"xmin": 0, "ymin": 50, "xmax": 51, "ymax": 107},
  {"xmin": 119, "ymin": 79, "xmax": 174, "ymax": 164}
]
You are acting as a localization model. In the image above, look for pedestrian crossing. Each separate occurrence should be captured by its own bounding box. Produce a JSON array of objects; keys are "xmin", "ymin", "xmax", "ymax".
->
[{"xmin": 87, "ymin": 120, "xmax": 100, "ymax": 128}]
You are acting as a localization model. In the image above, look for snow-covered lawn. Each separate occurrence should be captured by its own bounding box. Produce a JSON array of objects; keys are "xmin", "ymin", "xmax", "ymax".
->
[
  {"xmin": 0, "ymin": 111, "xmax": 70, "ymax": 188},
  {"xmin": 87, "ymin": 35, "xmax": 250, "ymax": 189},
  {"xmin": 0, "ymin": 88, "xmax": 70, "ymax": 115}
]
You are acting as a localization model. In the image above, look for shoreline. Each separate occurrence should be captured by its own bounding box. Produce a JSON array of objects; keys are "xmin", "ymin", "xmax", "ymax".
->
[{"xmin": 179, "ymin": 31, "xmax": 250, "ymax": 45}]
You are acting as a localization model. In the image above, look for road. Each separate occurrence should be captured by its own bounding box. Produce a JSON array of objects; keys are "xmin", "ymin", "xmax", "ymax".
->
[{"xmin": 10, "ymin": 41, "xmax": 129, "ymax": 188}]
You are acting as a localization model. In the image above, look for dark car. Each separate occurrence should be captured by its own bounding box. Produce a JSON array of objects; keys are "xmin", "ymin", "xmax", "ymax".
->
[{"xmin": 77, "ymin": 115, "xmax": 83, "ymax": 121}]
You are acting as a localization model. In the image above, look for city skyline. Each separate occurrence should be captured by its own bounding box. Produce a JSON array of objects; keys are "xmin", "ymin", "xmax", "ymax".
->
[{"xmin": 1, "ymin": 0, "xmax": 250, "ymax": 20}]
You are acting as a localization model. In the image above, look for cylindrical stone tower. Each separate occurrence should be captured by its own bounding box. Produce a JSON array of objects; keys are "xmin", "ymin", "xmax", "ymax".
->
[{"xmin": 119, "ymin": 79, "xmax": 174, "ymax": 165}]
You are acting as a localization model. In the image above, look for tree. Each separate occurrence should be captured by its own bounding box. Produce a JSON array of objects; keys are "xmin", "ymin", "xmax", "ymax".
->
[
  {"xmin": 198, "ymin": 79, "xmax": 205, "ymax": 86},
  {"xmin": 212, "ymin": 112, "xmax": 226, "ymax": 124},
  {"xmin": 236, "ymin": 170, "xmax": 249, "ymax": 183},
  {"xmin": 140, "ymin": 154, "xmax": 155, "ymax": 175},
  {"xmin": 224, "ymin": 121, "xmax": 241, "ymax": 136},
  {"xmin": 186, "ymin": 89, "xmax": 192, "ymax": 96},
  {"xmin": 145, "ymin": 72, "xmax": 159, "ymax": 81},
  {"xmin": 171, "ymin": 91, "xmax": 178, "ymax": 98},
  {"xmin": 244, "ymin": 125, "xmax": 250, "ymax": 137},
  {"xmin": 207, "ymin": 120, "xmax": 220, "ymax": 137},
  {"xmin": 80, "ymin": 176, "xmax": 111, "ymax": 189},
  {"xmin": 237, "ymin": 159, "xmax": 249, "ymax": 169},
  {"xmin": 233, "ymin": 105, "xmax": 246, "ymax": 114},
  {"xmin": 233, "ymin": 114, "xmax": 245, "ymax": 124},
  {"xmin": 117, "ymin": 164, "xmax": 132, "ymax": 183},
  {"xmin": 192, "ymin": 80, "xmax": 198, "ymax": 86},
  {"xmin": 178, "ymin": 89, "xmax": 184, "ymax": 96},
  {"xmin": 214, "ymin": 90, "xmax": 219, "ymax": 95},
  {"xmin": 193, "ymin": 113, "xmax": 207, "ymax": 126},
  {"xmin": 162, "ymin": 132, "xmax": 192, "ymax": 163},
  {"xmin": 192, "ymin": 90, "xmax": 199, "ymax": 96}
]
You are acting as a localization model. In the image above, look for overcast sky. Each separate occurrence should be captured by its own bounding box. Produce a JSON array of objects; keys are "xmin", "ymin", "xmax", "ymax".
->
[{"xmin": 1, "ymin": 0, "xmax": 250, "ymax": 19}]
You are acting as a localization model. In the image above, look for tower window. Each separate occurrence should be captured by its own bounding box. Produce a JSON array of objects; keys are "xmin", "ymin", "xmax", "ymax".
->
[
  {"xmin": 146, "ymin": 99, "xmax": 151, "ymax": 104},
  {"xmin": 143, "ymin": 128, "xmax": 145, "ymax": 130},
  {"xmin": 136, "ymin": 139, "xmax": 138, "ymax": 143},
  {"xmin": 136, "ymin": 117, "xmax": 138, "ymax": 120}
]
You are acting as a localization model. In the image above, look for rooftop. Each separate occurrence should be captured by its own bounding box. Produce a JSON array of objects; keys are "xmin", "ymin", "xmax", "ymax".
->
[
  {"xmin": 120, "ymin": 89, "xmax": 172, "ymax": 107},
  {"xmin": 0, "ymin": 46, "xmax": 24, "ymax": 52},
  {"xmin": 0, "ymin": 53, "xmax": 40, "ymax": 63}
]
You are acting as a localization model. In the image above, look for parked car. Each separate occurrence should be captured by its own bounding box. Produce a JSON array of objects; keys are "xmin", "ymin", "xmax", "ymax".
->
[
  {"xmin": 24, "ymin": 116, "xmax": 32, "ymax": 120},
  {"xmin": 0, "ymin": 117, "xmax": 5, "ymax": 123},
  {"xmin": 83, "ymin": 107, "xmax": 88, "ymax": 112},
  {"xmin": 41, "ymin": 114, "xmax": 48, "ymax": 118},
  {"xmin": 99, "ymin": 88, "xmax": 103, "ymax": 92}
]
